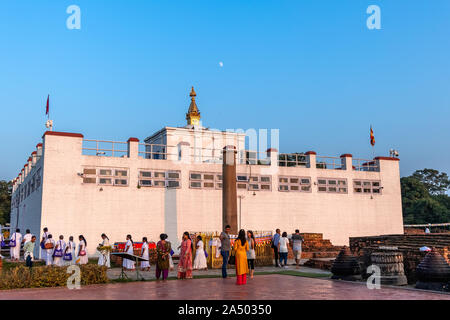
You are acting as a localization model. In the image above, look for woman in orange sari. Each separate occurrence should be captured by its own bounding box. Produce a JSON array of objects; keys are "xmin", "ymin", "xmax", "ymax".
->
[
  {"xmin": 233, "ymin": 229, "xmax": 249, "ymax": 285},
  {"xmin": 177, "ymin": 232, "xmax": 193, "ymax": 279}
]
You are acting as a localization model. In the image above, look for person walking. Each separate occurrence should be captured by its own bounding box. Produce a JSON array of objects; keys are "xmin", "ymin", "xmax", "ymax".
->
[
  {"xmin": 220, "ymin": 225, "xmax": 231, "ymax": 278},
  {"xmin": 278, "ymin": 232, "xmax": 289, "ymax": 268},
  {"xmin": 53, "ymin": 235, "xmax": 66, "ymax": 267},
  {"xmin": 123, "ymin": 235, "xmax": 135, "ymax": 270},
  {"xmin": 40, "ymin": 227, "xmax": 49, "ymax": 262},
  {"xmin": 177, "ymin": 232, "xmax": 193, "ymax": 279},
  {"xmin": 193, "ymin": 235, "xmax": 208, "ymax": 270},
  {"xmin": 140, "ymin": 237, "xmax": 150, "ymax": 271},
  {"xmin": 156, "ymin": 233, "xmax": 171, "ymax": 280},
  {"xmin": 9, "ymin": 228, "xmax": 22, "ymax": 261},
  {"xmin": 22, "ymin": 229, "xmax": 33, "ymax": 245},
  {"xmin": 98, "ymin": 233, "xmax": 111, "ymax": 268},
  {"xmin": 234, "ymin": 229, "xmax": 249, "ymax": 285},
  {"xmin": 291, "ymin": 229, "xmax": 304, "ymax": 268},
  {"xmin": 64, "ymin": 236, "xmax": 75, "ymax": 265},
  {"xmin": 44, "ymin": 234, "xmax": 55, "ymax": 266},
  {"xmin": 24, "ymin": 235, "xmax": 36, "ymax": 268},
  {"xmin": 246, "ymin": 230, "xmax": 256, "ymax": 279},
  {"xmin": 272, "ymin": 229, "xmax": 281, "ymax": 267},
  {"xmin": 77, "ymin": 235, "xmax": 88, "ymax": 265}
]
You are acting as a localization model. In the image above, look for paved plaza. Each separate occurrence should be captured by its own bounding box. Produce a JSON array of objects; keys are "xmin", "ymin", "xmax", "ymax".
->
[{"xmin": 1, "ymin": 273, "xmax": 449, "ymax": 300}]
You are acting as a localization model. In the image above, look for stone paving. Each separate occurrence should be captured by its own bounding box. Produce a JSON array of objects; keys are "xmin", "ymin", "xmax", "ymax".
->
[
  {"xmin": 106, "ymin": 259, "xmax": 330, "ymax": 281},
  {"xmin": 1, "ymin": 274, "xmax": 449, "ymax": 300}
]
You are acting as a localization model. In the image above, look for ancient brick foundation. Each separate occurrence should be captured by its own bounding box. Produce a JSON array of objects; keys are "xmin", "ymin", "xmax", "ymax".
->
[{"xmin": 350, "ymin": 234, "xmax": 450, "ymax": 284}]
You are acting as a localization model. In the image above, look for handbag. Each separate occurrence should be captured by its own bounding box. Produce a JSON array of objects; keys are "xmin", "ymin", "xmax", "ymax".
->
[
  {"xmin": 45, "ymin": 242, "xmax": 54, "ymax": 249},
  {"xmin": 40, "ymin": 240, "xmax": 46, "ymax": 249},
  {"xmin": 53, "ymin": 249, "xmax": 63, "ymax": 257},
  {"xmin": 228, "ymin": 253, "xmax": 236, "ymax": 265},
  {"xmin": 79, "ymin": 250, "xmax": 86, "ymax": 256},
  {"xmin": 204, "ymin": 250, "xmax": 208, "ymax": 258},
  {"xmin": 9, "ymin": 234, "xmax": 16, "ymax": 248},
  {"xmin": 63, "ymin": 252, "xmax": 73, "ymax": 261}
]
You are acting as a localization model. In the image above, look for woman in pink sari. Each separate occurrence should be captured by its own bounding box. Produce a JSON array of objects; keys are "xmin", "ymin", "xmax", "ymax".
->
[{"xmin": 177, "ymin": 232, "xmax": 193, "ymax": 279}]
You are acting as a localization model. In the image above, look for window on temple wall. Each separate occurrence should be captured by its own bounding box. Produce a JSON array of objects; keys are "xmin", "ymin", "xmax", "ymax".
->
[
  {"xmin": 27, "ymin": 181, "xmax": 31, "ymax": 197},
  {"xmin": 278, "ymin": 176, "xmax": 311, "ymax": 192},
  {"xmin": 317, "ymin": 178, "xmax": 347, "ymax": 194},
  {"xmin": 138, "ymin": 170, "xmax": 181, "ymax": 188},
  {"xmin": 31, "ymin": 176, "xmax": 35, "ymax": 193},
  {"xmin": 82, "ymin": 168, "xmax": 96, "ymax": 184},
  {"xmin": 353, "ymin": 180, "xmax": 382, "ymax": 194}
]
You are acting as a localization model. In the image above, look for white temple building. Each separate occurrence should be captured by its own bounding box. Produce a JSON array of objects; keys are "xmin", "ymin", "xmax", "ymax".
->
[{"xmin": 10, "ymin": 87, "xmax": 403, "ymax": 257}]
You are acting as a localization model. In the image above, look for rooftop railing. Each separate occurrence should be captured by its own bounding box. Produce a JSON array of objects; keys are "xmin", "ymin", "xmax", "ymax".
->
[
  {"xmin": 80, "ymin": 139, "xmax": 381, "ymax": 172},
  {"xmin": 352, "ymin": 158, "xmax": 380, "ymax": 172},
  {"xmin": 278, "ymin": 153, "xmax": 307, "ymax": 167},
  {"xmin": 315, "ymin": 156, "xmax": 344, "ymax": 170},
  {"xmin": 82, "ymin": 140, "xmax": 128, "ymax": 157}
]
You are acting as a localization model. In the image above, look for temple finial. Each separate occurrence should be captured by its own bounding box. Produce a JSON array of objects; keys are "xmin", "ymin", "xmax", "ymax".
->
[{"xmin": 186, "ymin": 86, "xmax": 201, "ymax": 126}]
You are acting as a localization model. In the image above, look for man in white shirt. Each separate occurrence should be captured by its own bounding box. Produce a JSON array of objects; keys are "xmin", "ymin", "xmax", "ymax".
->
[{"xmin": 23, "ymin": 229, "xmax": 33, "ymax": 244}]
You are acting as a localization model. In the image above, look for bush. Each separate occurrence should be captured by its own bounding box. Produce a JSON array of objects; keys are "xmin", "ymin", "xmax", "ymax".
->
[{"xmin": 0, "ymin": 264, "xmax": 108, "ymax": 290}]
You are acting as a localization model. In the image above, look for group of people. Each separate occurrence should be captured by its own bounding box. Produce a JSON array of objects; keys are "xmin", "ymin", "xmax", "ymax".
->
[
  {"xmin": 272, "ymin": 228, "xmax": 304, "ymax": 268},
  {"xmin": 121, "ymin": 232, "xmax": 208, "ymax": 281},
  {"xmin": 2, "ymin": 227, "xmax": 90, "ymax": 267},
  {"xmin": 3, "ymin": 226, "xmax": 304, "ymax": 285},
  {"xmin": 219, "ymin": 226, "xmax": 257, "ymax": 285}
]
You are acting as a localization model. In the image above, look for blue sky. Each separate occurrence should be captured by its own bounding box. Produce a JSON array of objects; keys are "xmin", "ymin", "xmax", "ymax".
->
[{"xmin": 1, "ymin": 0, "xmax": 449, "ymax": 180}]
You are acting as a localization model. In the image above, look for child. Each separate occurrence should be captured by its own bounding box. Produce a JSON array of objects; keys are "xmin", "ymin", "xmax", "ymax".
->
[
  {"xmin": 193, "ymin": 235, "xmax": 208, "ymax": 270},
  {"xmin": 77, "ymin": 235, "xmax": 88, "ymax": 265},
  {"xmin": 140, "ymin": 237, "xmax": 150, "ymax": 271}
]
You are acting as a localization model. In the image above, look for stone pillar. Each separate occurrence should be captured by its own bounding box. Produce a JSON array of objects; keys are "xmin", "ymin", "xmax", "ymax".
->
[
  {"xmin": 267, "ymin": 148, "xmax": 278, "ymax": 167},
  {"xmin": 27, "ymin": 157, "xmax": 32, "ymax": 171},
  {"xmin": 127, "ymin": 137, "xmax": 139, "ymax": 159},
  {"xmin": 36, "ymin": 143, "xmax": 43, "ymax": 159},
  {"xmin": 31, "ymin": 151, "xmax": 37, "ymax": 166},
  {"xmin": 178, "ymin": 142, "xmax": 191, "ymax": 163},
  {"xmin": 340, "ymin": 154, "xmax": 353, "ymax": 171},
  {"xmin": 305, "ymin": 151, "xmax": 317, "ymax": 169},
  {"xmin": 222, "ymin": 145, "xmax": 238, "ymax": 234}
]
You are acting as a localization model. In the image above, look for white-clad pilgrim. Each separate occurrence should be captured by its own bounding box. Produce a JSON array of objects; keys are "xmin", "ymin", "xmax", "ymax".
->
[
  {"xmin": 53, "ymin": 235, "xmax": 66, "ymax": 267},
  {"xmin": 9, "ymin": 228, "xmax": 22, "ymax": 261},
  {"xmin": 40, "ymin": 227, "xmax": 49, "ymax": 261},
  {"xmin": 123, "ymin": 234, "xmax": 135, "ymax": 270},
  {"xmin": 44, "ymin": 234, "xmax": 55, "ymax": 265},
  {"xmin": 140, "ymin": 237, "xmax": 150, "ymax": 271},
  {"xmin": 98, "ymin": 233, "xmax": 111, "ymax": 268},
  {"xmin": 77, "ymin": 235, "xmax": 88, "ymax": 265},
  {"xmin": 23, "ymin": 229, "xmax": 33, "ymax": 245}
]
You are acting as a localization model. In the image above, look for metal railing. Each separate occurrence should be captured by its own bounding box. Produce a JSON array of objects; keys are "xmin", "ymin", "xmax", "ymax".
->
[
  {"xmin": 82, "ymin": 140, "xmax": 128, "ymax": 157},
  {"xmin": 138, "ymin": 143, "xmax": 172, "ymax": 160},
  {"xmin": 278, "ymin": 153, "xmax": 307, "ymax": 167},
  {"xmin": 315, "ymin": 156, "xmax": 343, "ymax": 170},
  {"xmin": 352, "ymin": 158, "xmax": 380, "ymax": 172}
]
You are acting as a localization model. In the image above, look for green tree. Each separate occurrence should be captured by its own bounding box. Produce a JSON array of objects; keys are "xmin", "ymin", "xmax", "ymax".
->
[
  {"xmin": 401, "ymin": 170, "xmax": 450, "ymax": 224},
  {"xmin": 0, "ymin": 180, "xmax": 12, "ymax": 225},
  {"xmin": 411, "ymin": 168, "xmax": 450, "ymax": 195}
]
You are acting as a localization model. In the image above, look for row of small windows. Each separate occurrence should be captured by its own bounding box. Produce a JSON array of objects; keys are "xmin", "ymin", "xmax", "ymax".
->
[
  {"xmin": 12, "ymin": 168, "xmax": 42, "ymax": 206},
  {"xmin": 81, "ymin": 168, "xmax": 382, "ymax": 195}
]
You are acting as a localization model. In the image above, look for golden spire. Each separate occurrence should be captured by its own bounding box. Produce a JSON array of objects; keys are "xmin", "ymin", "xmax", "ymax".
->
[{"xmin": 186, "ymin": 86, "xmax": 201, "ymax": 125}]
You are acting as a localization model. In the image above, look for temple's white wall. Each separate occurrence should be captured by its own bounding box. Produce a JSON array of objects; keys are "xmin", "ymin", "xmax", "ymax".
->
[{"xmin": 12, "ymin": 131, "xmax": 403, "ymax": 257}]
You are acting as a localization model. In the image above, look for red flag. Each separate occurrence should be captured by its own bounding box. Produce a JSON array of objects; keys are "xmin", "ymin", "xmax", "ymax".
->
[
  {"xmin": 370, "ymin": 125, "xmax": 375, "ymax": 147},
  {"xmin": 45, "ymin": 95, "xmax": 49, "ymax": 115}
]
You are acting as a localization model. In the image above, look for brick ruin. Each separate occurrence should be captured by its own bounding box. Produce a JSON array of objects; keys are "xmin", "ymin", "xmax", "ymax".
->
[{"xmin": 349, "ymin": 234, "xmax": 450, "ymax": 284}]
